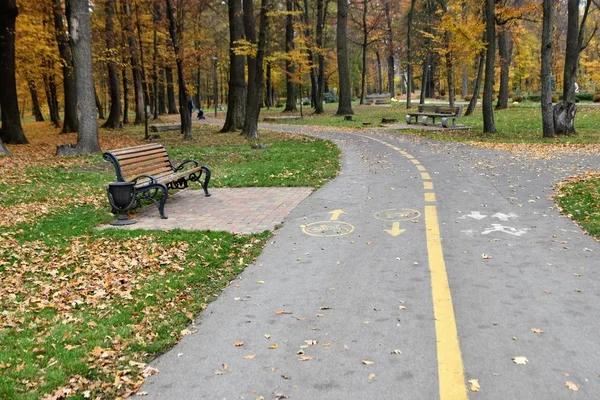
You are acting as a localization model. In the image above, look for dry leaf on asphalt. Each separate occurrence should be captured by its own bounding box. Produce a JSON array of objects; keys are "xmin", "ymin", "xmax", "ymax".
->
[
  {"xmin": 390, "ymin": 349, "xmax": 402, "ymax": 355},
  {"xmin": 256, "ymin": 280, "xmax": 265, "ymax": 284},
  {"xmin": 531, "ymin": 328, "xmax": 544, "ymax": 334},
  {"xmin": 264, "ymin": 334, "xmax": 271, "ymax": 339},
  {"xmin": 305, "ymin": 340, "xmax": 318, "ymax": 346},
  {"xmin": 142, "ymin": 366, "xmax": 159, "ymax": 378},
  {"xmin": 565, "ymin": 381, "xmax": 580, "ymax": 391},
  {"xmin": 275, "ymin": 310, "xmax": 292, "ymax": 315},
  {"xmin": 482, "ymin": 254, "xmax": 492, "ymax": 259},
  {"xmin": 298, "ymin": 355, "xmax": 312, "ymax": 361},
  {"xmin": 234, "ymin": 341, "xmax": 244, "ymax": 347},
  {"xmin": 214, "ymin": 370, "xmax": 226, "ymax": 375},
  {"xmin": 368, "ymin": 373, "xmax": 376, "ymax": 382},
  {"xmin": 512, "ymin": 356, "xmax": 528, "ymax": 365},
  {"xmin": 268, "ymin": 343, "xmax": 279, "ymax": 350},
  {"xmin": 468, "ymin": 379, "xmax": 481, "ymax": 392},
  {"xmin": 244, "ymin": 354, "xmax": 256, "ymax": 359},
  {"xmin": 362, "ymin": 360, "xmax": 375, "ymax": 365}
]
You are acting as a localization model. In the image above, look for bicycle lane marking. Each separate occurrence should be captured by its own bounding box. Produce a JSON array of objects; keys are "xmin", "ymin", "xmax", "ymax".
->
[{"xmin": 357, "ymin": 134, "xmax": 467, "ymax": 400}]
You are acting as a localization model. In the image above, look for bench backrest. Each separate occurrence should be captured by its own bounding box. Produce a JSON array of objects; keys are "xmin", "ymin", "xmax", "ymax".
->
[
  {"xmin": 103, "ymin": 143, "xmax": 174, "ymax": 182},
  {"xmin": 417, "ymin": 105, "xmax": 439, "ymax": 113},
  {"xmin": 437, "ymin": 106, "xmax": 462, "ymax": 117}
]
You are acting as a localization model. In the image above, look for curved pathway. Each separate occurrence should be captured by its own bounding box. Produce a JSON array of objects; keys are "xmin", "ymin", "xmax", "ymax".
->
[{"xmin": 142, "ymin": 124, "xmax": 600, "ymax": 399}]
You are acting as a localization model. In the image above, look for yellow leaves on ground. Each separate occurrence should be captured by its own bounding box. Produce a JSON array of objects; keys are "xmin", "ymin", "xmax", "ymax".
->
[
  {"xmin": 362, "ymin": 360, "xmax": 375, "ymax": 365},
  {"xmin": 268, "ymin": 343, "xmax": 278, "ymax": 350},
  {"xmin": 468, "ymin": 379, "xmax": 481, "ymax": 392},
  {"xmin": 531, "ymin": 328, "xmax": 544, "ymax": 334},
  {"xmin": 234, "ymin": 341, "xmax": 244, "ymax": 347},
  {"xmin": 565, "ymin": 381, "xmax": 580, "ymax": 391},
  {"xmin": 275, "ymin": 309, "xmax": 292, "ymax": 315}
]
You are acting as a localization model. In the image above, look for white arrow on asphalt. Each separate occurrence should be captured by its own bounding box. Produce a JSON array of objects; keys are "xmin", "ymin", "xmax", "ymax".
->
[
  {"xmin": 461, "ymin": 211, "xmax": 487, "ymax": 220},
  {"xmin": 481, "ymin": 224, "xmax": 527, "ymax": 237},
  {"xmin": 492, "ymin": 212, "xmax": 518, "ymax": 222}
]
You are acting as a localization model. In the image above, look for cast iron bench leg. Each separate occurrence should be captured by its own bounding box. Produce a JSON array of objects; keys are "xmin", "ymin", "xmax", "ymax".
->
[
  {"xmin": 201, "ymin": 166, "xmax": 212, "ymax": 197},
  {"xmin": 146, "ymin": 183, "xmax": 169, "ymax": 219}
]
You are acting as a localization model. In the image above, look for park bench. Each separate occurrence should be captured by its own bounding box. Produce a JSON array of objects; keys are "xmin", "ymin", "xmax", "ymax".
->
[
  {"xmin": 149, "ymin": 124, "xmax": 181, "ymax": 132},
  {"xmin": 365, "ymin": 93, "xmax": 392, "ymax": 105},
  {"xmin": 405, "ymin": 105, "xmax": 463, "ymax": 127},
  {"xmin": 103, "ymin": 143, "xmax": 211, "ymax": 219}
]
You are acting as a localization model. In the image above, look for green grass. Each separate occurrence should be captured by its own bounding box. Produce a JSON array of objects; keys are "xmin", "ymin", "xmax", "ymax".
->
[
  {"xmin": 260, "ymin": 101, "xmax": 600, "ymax": 144},
  {"xmin": 555, "ymin": 174, "xmax": 600, "ymax": 239},
  {"xmin": 0, "ymin": 123, "xmax": 341, "ymax": 399}
]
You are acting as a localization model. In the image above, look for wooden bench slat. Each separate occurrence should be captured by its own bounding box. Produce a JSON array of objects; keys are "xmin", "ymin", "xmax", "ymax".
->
[
  {"xmin": 119, "ymin": 153, "xmax": 170, "ymax": 167},
  {"xmin": 114, "ymin": 148, "xmax": 167, "ymax": 161},
  {"xmin": 124, "ymin": 164, "xmax": 173, "ymax": 179},
  {"xmin": 110, "ymin": 143, "xmax": 164, "ymax": 156}
]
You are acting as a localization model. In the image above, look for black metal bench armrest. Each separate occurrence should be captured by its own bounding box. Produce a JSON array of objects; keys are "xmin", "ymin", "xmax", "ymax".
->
[
  {"xmin": 131, "ymin": 174, "xmax": 158, "ymax": 186},
  {"xmin": 174, "ymin": 159, "xmax": 201, "ymax": 171}
]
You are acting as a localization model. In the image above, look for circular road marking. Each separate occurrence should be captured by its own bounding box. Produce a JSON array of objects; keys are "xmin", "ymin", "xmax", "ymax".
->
[
  {"xmin": 374, "ymin": 208, "xmax": 421, "ymax": 222},
  {"xmin": 301, "ymin": 221, "xmax": 355, "ymax": 237}
]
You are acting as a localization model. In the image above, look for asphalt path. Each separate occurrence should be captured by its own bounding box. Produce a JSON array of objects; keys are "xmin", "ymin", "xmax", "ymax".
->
[{"xmin": 142, "ymin": 124, "xmax": 600, "ymax": 399}]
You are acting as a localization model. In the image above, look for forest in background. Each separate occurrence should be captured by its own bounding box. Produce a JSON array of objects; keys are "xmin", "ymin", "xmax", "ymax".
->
[{"xmin": 2, "ymin": 0, "xmax": 600, "ymax": 152}]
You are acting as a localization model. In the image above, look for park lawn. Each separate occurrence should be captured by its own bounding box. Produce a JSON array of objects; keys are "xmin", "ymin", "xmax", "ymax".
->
[
  {"xmin": 555, "ymin": 172, "xmax": 600, "ymax": 240},
  {"xmin": 0, "ymin": 122, "xmax": 340, "ymax": 399},
  {"xmin": 260, "ymin": 101, "xmax": 600, "ymax": 144}
]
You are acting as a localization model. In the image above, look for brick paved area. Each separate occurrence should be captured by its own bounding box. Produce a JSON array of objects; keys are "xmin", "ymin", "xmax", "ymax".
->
[{"xmin": 108, "ymin": 187, "xmax": 312, "ymax": 234}]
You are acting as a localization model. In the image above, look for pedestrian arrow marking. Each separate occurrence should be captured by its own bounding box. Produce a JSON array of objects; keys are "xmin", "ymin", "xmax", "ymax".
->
[
  {"xmin": 329, "ymin": 209, "xmax": 345, "ymax": 221},
  {"xmin": 492, "ymin": 212, "xmax": 518, "ymax": 221},
  {"xmin": 482, "ymin": 224, "xmax": 527, "ymax": 237},
  {"xmin": 461, "ymin": 211, "xmax": 487, "ymax": 220},
  {"xmin": 385, "ymin": 222, "xmax": 406, "ymax": 237}
]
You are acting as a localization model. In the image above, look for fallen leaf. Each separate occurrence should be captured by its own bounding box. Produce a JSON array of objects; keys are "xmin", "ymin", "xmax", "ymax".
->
[
  {"xmin": 136, "ymin": 392, "xmax": 149, "ymax": 396},
  {"xmin": 512, "ymin": 356, "xmax": 528, "ymax": 365},
  {"xmin": 305, "ymin": 340, "xmax": 318, "ymax": 346},
  {"xmin": 180, "ymin": 328, "xmax": 192, "ymax": 336},
  {"xmin": 244, "ymin": 354, "xmax": 256, "ymax": 359},
  {"xmin": 268, "ymin": 343, "xmax": 278, "ymax": 350},
  {"xmin": 298, "ymin": 355, "xmax": 312, "ymax": 361},
  {"xmin": 482, "ymin": 254, "xmax": 492, "ymax": 259},
  {"xmin": 322, "ymin": 342, "xmax": 332, "ymax": 348},
  {"xmin": 214, "ymin": 369, "xmax": 226, "ymax": 375},
  {"xmin": 565, "ymin": 381, "xmax": 579, "ymax": 391},
  {"xmin": 234, "ymin": 341, "xmax": 244, "ymax": 347},
  {"xmin": 362, "ymin": 360, "xmax": 375, "ymax": 365},
  {"xmin": 390, "ymin": 349, "xmax": 402, "ymax": 354},
  {"xmin": 222, "ymin": 363, "xmax": 228, "ymax": 370},
  {"xmin": 368, "ymin": 373, "xmax": 376, "ymax": 382},
  {"xmin": 398, "ymin": 305, "xmax": 406, "ymax": 310},
  {"xmin": 142, "ymin": 366, "xmax": 160, "ymax": 377},
  {"xmin": 256, "ymin": 280, "xmax": 265, "ymax": 284},
  {"xmin": 264, "ymin": 334, "xmax": 271, "ymax": 339},
  {"xmin": 531, "ymin": 328, "xmax": 544, "ymax": 334},
  {"xmin": 275, "ymin": 310, "xmax": 292, "ymax": 315},
  {"xmin": 468, "ymin": 379, "xmax": 481, "ymax": 392},
  {"xmin": 319, "ymin": 306, "xmax": 331, "ymax": 310},
  {"xmin": 316, "ymin": 313, "xmax": 324, "ymax": 317},
  {"xmin": 273, "ymin": 393, "xmax": 288, "ymax": 399}
]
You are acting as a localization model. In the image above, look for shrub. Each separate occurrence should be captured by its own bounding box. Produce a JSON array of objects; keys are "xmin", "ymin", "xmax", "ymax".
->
[
  {"xmin": 323, "ymin": 91, "xmax": 338, "ymax": 103},
  {"xmin": 594, "ymin": 94, "xmax": 600, "ymax": 103},
  {"xmin": 525, "ymin": 93, "xmax": 541, "ymax": 102},
  {"xmin": 575, "ymin": 92, "xmax": 594, "ymax": 102},
  {"xmin": 512, "ymin": 95, "xmax": 523, "ymax": 102},
  {"xmin": 463, "ymin": 95, "xmax": 472, "ymax": 101}
]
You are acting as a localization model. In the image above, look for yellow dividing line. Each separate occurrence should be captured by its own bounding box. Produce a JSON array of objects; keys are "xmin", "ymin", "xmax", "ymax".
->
[
  {"xmin": 425, "ymin": 206, "xmax": 467, "ymax": 400},
  {"xmin": 354, "ymin": 134, "xmax": 466, "ymax": 400}
]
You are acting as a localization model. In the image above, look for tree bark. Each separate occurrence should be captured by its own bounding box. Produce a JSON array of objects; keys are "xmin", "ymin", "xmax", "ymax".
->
[
  {"xmin": 461, "ymin": 63, "xmax": 468, "ymax": 98},
  {"xmin": 159, "ymin": 65, "xmax": 167, "ymax": 114},
  {"xmin": 0, "ymin": 0, "xmax": 27, "ymax": 144},
  {"xmin": 102, "ymin": 0, "xmax": 121, "ymax": 129},
  {"xmin": 123, "ymin": 0, "xmax": 145, "ymax": 125},
  {"xmin": 335, "ymin": 0, "xmax": 353, "ymax": 115},
  {"xmin": 121, "ymin": 32, "xmax": 129, "ymax": 124},
  {"xmin": 384, "ymin": 1, "xmax": 394, "ymax": 100},
  {"xmin": 242, "ymin": 0, "xmax": 270, "ymax": 139},
  {"xmin": 302, "ymin": 0, "xmax": 318, "ymax": 109},
  {"xmin": 541, "ymin": 0, "xmax": 554, "ymax": 137},
  {"xmin": 482, "ymin": 0, "xmax": 496, "ymax": 133},
  {"xmin": 359, "ymin": 0, "xmax": 368, "ymax": 105},
  {"xmin": 165, "ymin": 0, "xmax": 192, "ymax": 141},
  {"xmin": 95, "ymin": 86, "xmax": 105, "ymax": 119},
  {"xmin": 43, "ymin": 66, "xmax": 61, "ymax": 127},
  {"xmin": 28, "ymin": 80, "xmax": 45, "ymax": 122},
  {"xmin": 465, "ymin": 49, "xmax": 485, "ymax": 116},
  {"xmin": 314, "ymin": 0, "xmax": 326, "ymax": 114},
  {"xmin": 52, "ymin": 0, "xmax": 77, "ymax": 133},
  {"xmin": 57, "ymin": 0, "xmax": 100, "ymax": 155},
  {"xmin": 166, "ymin": 66, "xmax": 178, "ymax": 114},
  {"xmin": 406, "ymin": 0, "xmax": 416, "ymax": 108},
  {"xmin": 221, "ymin": 0, "xmax": 247, "ymax": 132},
  {"xmin": 0, "ymin": 136, "xmax": 9, "ymax": 155},
  {"xmin": 152, "ymin": 2, "xmax": 160, "ymax": 119},
  {"xmin": 496, "ymin": 27, "xmax": 513, "ymax": 110},
  {"xmin": 284, "ymin": 0, "xmax": 297, "ymax": 112}
]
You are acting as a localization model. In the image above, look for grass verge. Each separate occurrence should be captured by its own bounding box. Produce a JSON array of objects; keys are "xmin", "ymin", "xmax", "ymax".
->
[
  {"xmin": 555, "ymin": 171, "xmax": 600, "ymax": 240},
  {"xmin": 0, "ymin": 122, "xmax": 340, "ymax": 399}
]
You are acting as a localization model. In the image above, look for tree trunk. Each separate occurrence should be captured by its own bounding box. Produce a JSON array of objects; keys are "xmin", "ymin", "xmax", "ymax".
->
[
  {"xmin": 242, "ymin": 0, "xmax": 269, "ymax": 139},
  {"xmin": 541, "ymin": 0, "xmax": 555, "ymax": 138},
  {"xmin": 123, "ymin": 0, "xmax": 145, "ymax": 125},
  {"xmin": 335, "ymin": 0, "xmax": 353, "ymax": 115},
  {"xmin": 158, "ymin": 66, "xmax": 167, "ymax": 115},
  {"xmin": 121, "ymin": 32, "xmax": 129, "ymax": 124},
  {"xmin": 440, "ymin": 1, "xmax": 455, "ymax": 107},
  {"xmin": 28, "ymin": 80, "xmax": 45, "ymax": 122},
  {"xmin": 496, "ymin": 27, "xmax": 513, "ymax": 110},
  {"xmin": 283, "ymin": 0, "xmax": 297, "ymax": 112},
  {"xmin": 461, "ymin": 63, "xmax": 468, "ymax": 98},
  {"xmin": 302, "ymin": 0, "xmax": 318, "ymax": 109},
  {"xmin": 314, "ymin": 0, "xmax": 326, "ymax": 114},
  {"xmin": 153, "ymin": 3, "xmax": 160, "ymax": 119},
  {"xmin": 221, "ymin": 0, "xmax": 246, "ymax": 132},
  {"xmin": 376, "ymin": 51, "xmax": 383, "ymax": 94},
  {"xmin": 57, "ymin": 0, "xmax": 100, "ymax": 155},
  {"xmin": 0, "ymin": 136, "xmax": 9, "ymax": 155},
  {"xmin": 465, "ymin": 49, "xmax": 485, "ymax": 116},
  {"xmin": 102, "ymin": 0, "xmax": 121, "ymax": 129},
  {"xmin": 0, "ymin": 0, "xmax": 27, "ymax": 144},
  {"xmin": 165, "ymin": 0, "xmax": 192, "ymax": 141},
  {"xmin": 359, "ymin": 0, "xmax": 368, "ymax": 105},
  {"xmin": 265, "ymin": 61, "xmax": 273, "ymax": 108},
  {"xmin": 52, "ymin": 0, "xmax": 77, "ymax": 133},
  {"xmin": 384, "ymin": 1, "xmax": 394, "ymax": 100},
  {"xmin": 406, "ymin": 0, "xmax": 416, "ymax": 108},
  {"xmin": 43, "ymin": 67, "xmax": 61, "ymax": 127},
  {"xmin": 482, "ymin": 0, "xmax": 496, "ymax": 133},
  {"xmin": 166, "ymin": 66, "xmax": 178, "ymax": 114},
  {"xmin": 95, "ymin": 86, "xmax": 105, "ymax": 119}
]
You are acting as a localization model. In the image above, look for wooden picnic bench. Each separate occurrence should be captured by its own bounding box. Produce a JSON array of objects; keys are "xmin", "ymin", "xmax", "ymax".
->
[
  {"xmin": 405, "ymin": 105, "xmax": 463, "ymax": 127},
  {"xmin": 103, "ymin": 143, "xmax": 211, "ymax": 219}
]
